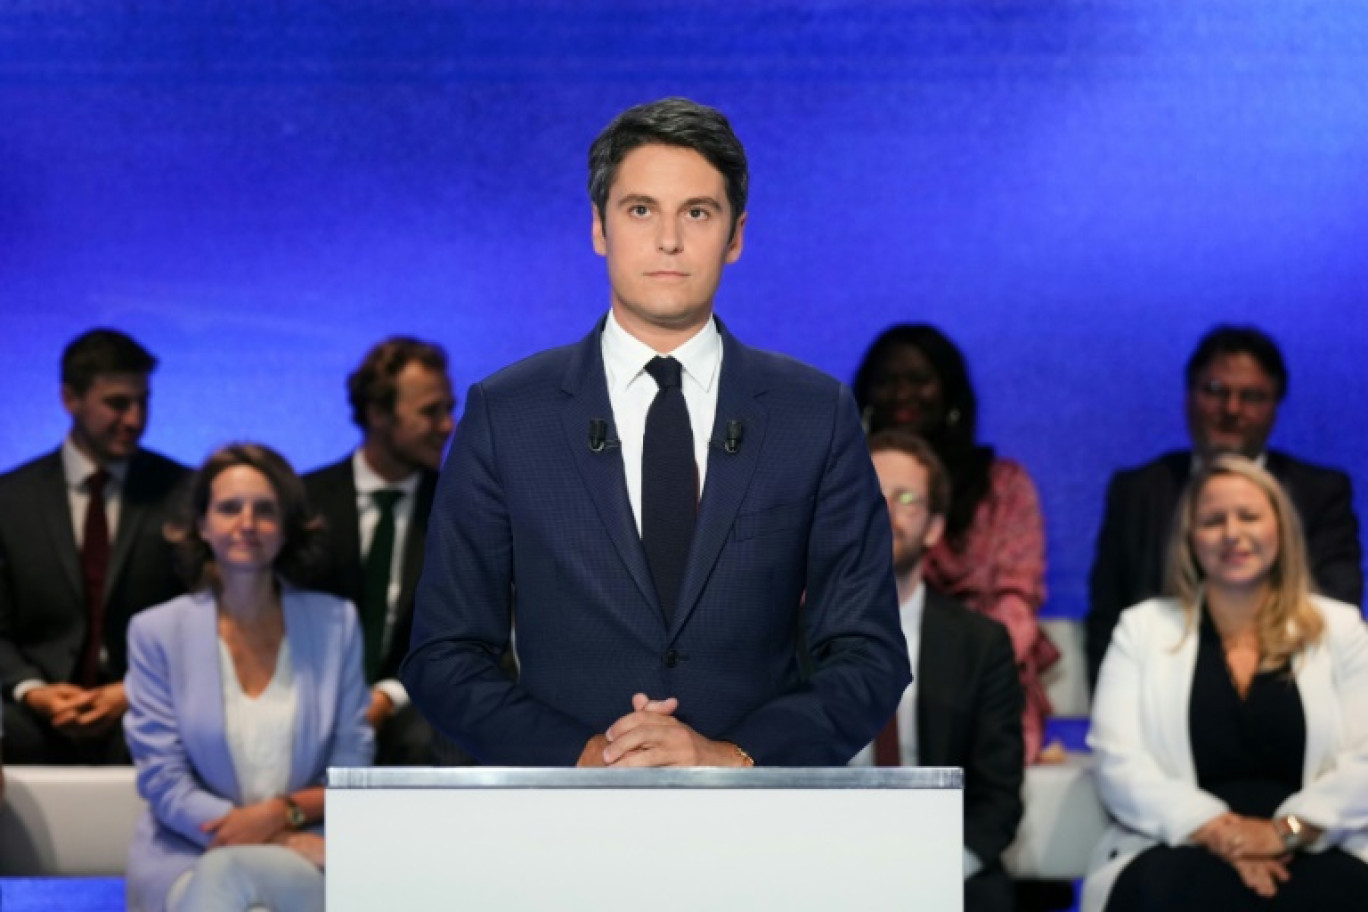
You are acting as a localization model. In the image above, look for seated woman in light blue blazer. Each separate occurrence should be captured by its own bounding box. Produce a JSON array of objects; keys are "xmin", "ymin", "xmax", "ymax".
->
[
  {"xmin": 1084, "ymin": 454, "xmax": 1368, "ymax": 911},
  {"xmin": 124, "ymin": 443, "xmax": 373, "ymax": 912}
]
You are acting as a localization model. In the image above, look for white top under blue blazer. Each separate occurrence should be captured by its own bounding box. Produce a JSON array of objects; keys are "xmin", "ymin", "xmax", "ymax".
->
[{"xmin": 122, "ymin": 587, "xmax": 374, "ymax": 912}]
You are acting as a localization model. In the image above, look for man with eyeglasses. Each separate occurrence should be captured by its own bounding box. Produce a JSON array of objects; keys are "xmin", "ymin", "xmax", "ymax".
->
[
  {"xmin": 854, "ymin": 429, "xmax": 1023, "ymax": 912},
  {"xmin": 1086, "ymin": 324, "xmax": 1362, "ymax": 689}
]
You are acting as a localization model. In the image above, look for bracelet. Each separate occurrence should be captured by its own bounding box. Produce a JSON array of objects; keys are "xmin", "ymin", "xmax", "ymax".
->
[{"xmin": 733, "ymin": 744, "xmax": 756, "ymax": 767}]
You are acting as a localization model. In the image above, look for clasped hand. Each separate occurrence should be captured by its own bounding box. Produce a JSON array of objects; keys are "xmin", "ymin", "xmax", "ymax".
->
[
  {"xmin": 1193, "ymin": 813, "xmax": 1290, "ymax": 898},
  {"xmin": 576, "ymin": 693, "xmax": 741, "ymax": 768},
  {"xmin": 203, "ymin": 798, "xmax": 288, "ymax": 848},
  {"xmin": 202, "ymin": 800, "xmax": 327, "ymax": 870},
  {"xmin": 28, "ymin": 682, "xmax": 127, "ymax": 738}
]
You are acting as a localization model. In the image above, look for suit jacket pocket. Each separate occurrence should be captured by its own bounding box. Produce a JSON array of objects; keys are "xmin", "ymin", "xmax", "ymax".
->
[{"xmin": 732, "ymin": 498, "xmax": 814, "ymax": 542}]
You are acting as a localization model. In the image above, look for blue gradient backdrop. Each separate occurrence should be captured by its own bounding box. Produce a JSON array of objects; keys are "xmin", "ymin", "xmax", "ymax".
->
[{"xmin": 2, "ymin": 2, "xmax": 1366, "ymax": 620}]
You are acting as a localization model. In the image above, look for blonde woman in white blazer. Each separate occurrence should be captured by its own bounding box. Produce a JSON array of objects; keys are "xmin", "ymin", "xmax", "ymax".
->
[{"xmin": 1083, "ymin": 455, "xmax": 1368, "ymax": 911}]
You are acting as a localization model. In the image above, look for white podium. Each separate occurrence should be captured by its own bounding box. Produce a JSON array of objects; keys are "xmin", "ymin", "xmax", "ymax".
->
[{"xmin": 327, "ymin": 766, "xmax": 963, "ymax": 911}]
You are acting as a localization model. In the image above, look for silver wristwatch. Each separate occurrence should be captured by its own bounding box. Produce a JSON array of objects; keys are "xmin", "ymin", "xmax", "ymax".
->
[{"xmin": 1274, "ymin": 814, "xmax": 1306, "ymax": 852}]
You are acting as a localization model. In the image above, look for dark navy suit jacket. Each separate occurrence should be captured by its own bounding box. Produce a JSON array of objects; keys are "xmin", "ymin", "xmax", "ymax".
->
[{"xmin": 402, "ymin": 318, "xmax": 910, "ymax": 766}]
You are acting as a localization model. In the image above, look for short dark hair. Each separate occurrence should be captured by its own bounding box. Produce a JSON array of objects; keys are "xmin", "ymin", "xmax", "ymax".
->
[
  {"xmin": 166, "ymin": 443, "xmax": 323, "ymax": 591},
  {"xmin": 346, "ymin": 336, "xmax": 449, "ymax": 431},
  {"xmin": 1185, "ymin": 325, "xmax": 1288, "ymax": 401},
  {"xmin": 61, "ymin": 328, "xmax": 157, "ymax": 394},
  {"xmin": 868, "ymin": 429, "xmax": 952, "ymax": 518},
  {"xmin": 588, "ymin": 97, "xmax": 748, "ymax": 237}
]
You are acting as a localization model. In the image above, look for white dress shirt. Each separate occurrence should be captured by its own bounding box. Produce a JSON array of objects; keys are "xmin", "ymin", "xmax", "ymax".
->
[
  {"xmin": 351, "ymin": 449, "xmax": 420, "ymax": 710},
  {"xmin": 218, "ymin": 637, "xmax": 297, "ymax": 805},
  {"xmin": 61, "ymin": 435, "xmax": 126, "ymax": 550},
  {"xmin": 600, "ymin": 311, "xmax": 722, "ymax": 534},
  {"xmin": 850, "ymin": 582, "xmax": 924, "ymax": 767}
]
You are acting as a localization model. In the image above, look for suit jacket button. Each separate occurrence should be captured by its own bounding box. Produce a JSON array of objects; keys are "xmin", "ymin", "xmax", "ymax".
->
[{"xmin": 664, "ymin": 649, "xmax": 679, "ymax": 668}]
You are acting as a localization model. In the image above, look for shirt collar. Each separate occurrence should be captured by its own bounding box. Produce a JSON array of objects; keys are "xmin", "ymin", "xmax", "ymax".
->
[
  {"xmin": 61, "ymin": 435, "xmax": 129, "ymax": 490},
  {"xmin": 601, "ymin": 310, "xmax": 721, "ymax": 396},
  {"xmin": 1190, "ymin": 450, "xmax": 1268, "ymax": 475},
  {"xmin": 352, "ymin": 449, "xmax": 421, "ymax": 498},
  {"xmin": 900, "ymin": 580, "xmax": 927, "ymax": 631}
]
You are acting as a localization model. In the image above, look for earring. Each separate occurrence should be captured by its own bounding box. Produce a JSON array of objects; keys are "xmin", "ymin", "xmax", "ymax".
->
[
  {"xmin": 860, "ymin": 405, "xmax": 873, "ymax": 434},
  {"xmin": 947, "ymin": 408, "xmax": 961, "ymax": 427}
]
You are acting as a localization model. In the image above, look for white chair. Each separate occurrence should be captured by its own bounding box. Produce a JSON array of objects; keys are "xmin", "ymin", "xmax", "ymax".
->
[{"xmin": 0, "ymin": 765, "xmax": 145, "ymax": 875}]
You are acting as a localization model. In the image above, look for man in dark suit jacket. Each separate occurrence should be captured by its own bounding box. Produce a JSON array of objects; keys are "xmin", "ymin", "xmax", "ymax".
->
[
  {"xmin": 403, "ymin": 98, "xmax": 909, "ymax": 768},
  {"xmin": 303, "ymin": 336, "xmax": 460, "ymax": 765},
  {"xmin": 1088, "ymin": 325, "xmax": 1362, "ymax": 689},
  {"xmin": 862, "ymin": 430, "xmax": 1024, "ymax": 912},
  {"xmin": 0, "ymin": 329, "xmax": 187, "ymax": 763}
]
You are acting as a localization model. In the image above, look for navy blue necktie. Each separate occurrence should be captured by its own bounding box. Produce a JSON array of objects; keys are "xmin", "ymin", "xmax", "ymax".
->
[{"xmin": 642, "ymin": 356, "xmax": 696, "ymax": 622}]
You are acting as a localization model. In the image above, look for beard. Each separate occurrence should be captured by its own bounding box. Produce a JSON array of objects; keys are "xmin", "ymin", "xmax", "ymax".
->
[{"xmin": 891, "ymin": 541, "xmax": 926, "ymax": 578}]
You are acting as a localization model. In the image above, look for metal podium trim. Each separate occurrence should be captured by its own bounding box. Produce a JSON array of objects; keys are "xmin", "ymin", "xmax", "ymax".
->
[{"xmin": 328, "ymin": 766, "xmax": 962, "ymax": 789}]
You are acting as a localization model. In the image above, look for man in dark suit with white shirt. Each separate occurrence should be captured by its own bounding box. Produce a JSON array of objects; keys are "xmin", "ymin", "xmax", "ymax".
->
[
  {"xmin": 1087, "ymin": 324, "xmax": 1362, "ymax": 689},
  {"xmin": 403, "ymin": 98, "xmax": 909, "ymax": 767},
  {"xmin": 0, "ymin": 328, "xmax": 187, "ymax": 763},
  {"xmin": 859, "ymin": 429, "xmax": 1024, "ymax": 912},
  {"xmin": 303, "ymin": 336, "xmax": 464, "ymax": 765}
]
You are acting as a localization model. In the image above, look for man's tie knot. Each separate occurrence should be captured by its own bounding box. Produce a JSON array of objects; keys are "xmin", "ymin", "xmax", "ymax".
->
[
  {"xmin": 645, "ymin": 356, "xmax": 683, "ymax": 390},
  {"xmin": 87, "ymin": 469, "xmax": 110, "ymax": 497},
  {"xmin": 372, "ymin": 488, "xmax": 403, "ymax": 515}
]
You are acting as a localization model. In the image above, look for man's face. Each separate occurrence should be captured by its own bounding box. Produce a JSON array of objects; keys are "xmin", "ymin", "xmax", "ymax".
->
[
  {"xmin": 370, "ymin": 362, "xmax": 456, "ymax": 473},
  {"xmin": 592, "ymin": 143, "xmax": 746, "ymax": 347},
  {"xmin": 1185, "ymin": 352, "xmax": 1280, "ymax": 459},
  {"xmin": 62, "ymin": 372, "xmax": 150, "ymax": 465},
  {"xmin": 871, "ymin": 449, "xmax": 945, "ymax": 577}
]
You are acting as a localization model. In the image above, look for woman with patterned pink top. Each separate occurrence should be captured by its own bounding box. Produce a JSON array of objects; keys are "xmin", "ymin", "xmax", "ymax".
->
[{"xmin": 855, "ymin": 324, "xmax": 1059, "ymax": 763}]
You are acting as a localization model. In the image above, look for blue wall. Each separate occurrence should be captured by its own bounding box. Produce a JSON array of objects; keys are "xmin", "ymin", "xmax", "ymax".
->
[{"xmin": 3, "ymin": 1, "xmax": 1366, "ymax": 619}]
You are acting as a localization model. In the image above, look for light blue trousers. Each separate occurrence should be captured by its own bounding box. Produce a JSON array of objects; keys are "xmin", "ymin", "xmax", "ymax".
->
[{"xmin": 167, "ymin": 845, "xmax": 324, "ymax": 912}]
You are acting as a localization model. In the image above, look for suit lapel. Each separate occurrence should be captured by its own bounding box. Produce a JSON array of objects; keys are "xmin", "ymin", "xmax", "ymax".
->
[
  {"xmin": 1147, "ymin": 453, "xmax": 1192, "ymax": 589},
  {"xmin": 284, "ymin": 592, "xmax": 322, "ymax": 790},
  {"xmin": 326, "ymin": 464, "xmax": 366, "ymax": 606},
  {"xmin": 670, "ymin": 325, "xmax": 768, "ymax": 639},
  {"xmin": 915, "ymin": 591, "xmax": 957, "ymax": 766},
  {"xmin": 1153, "ymin": 609, "xmax": 1201, "ymax": 782},
  {"xmin": 1294, "ymin": 629, "xmax": 1335, "ymax": 787},
  {"xmin": 106, "ymin": 451, "xmax": 155, "ymax": 602},
  {"xmin": 1264, "ymin": 451, "xmax": 1304, "ymax": 508},
  {"xmin": 183, "ymin": 591, "xmax": 243, "ymax": 804},
  {"xmin": 397, "ymin": 471, "xmax": 437, "ymax": 606},
  {"xmin": 38, "ymin": 451, "xmax": 84, "ymax": 603},
  {"xmin": 559, "ymin": 322, "xmax": 660, "ymax": 615}
]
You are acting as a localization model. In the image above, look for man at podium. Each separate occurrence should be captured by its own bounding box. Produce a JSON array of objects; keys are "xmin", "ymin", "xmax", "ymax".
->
[{"xmin": 402, "ymin": 98, "xmax": 909, "ymax": 767}]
